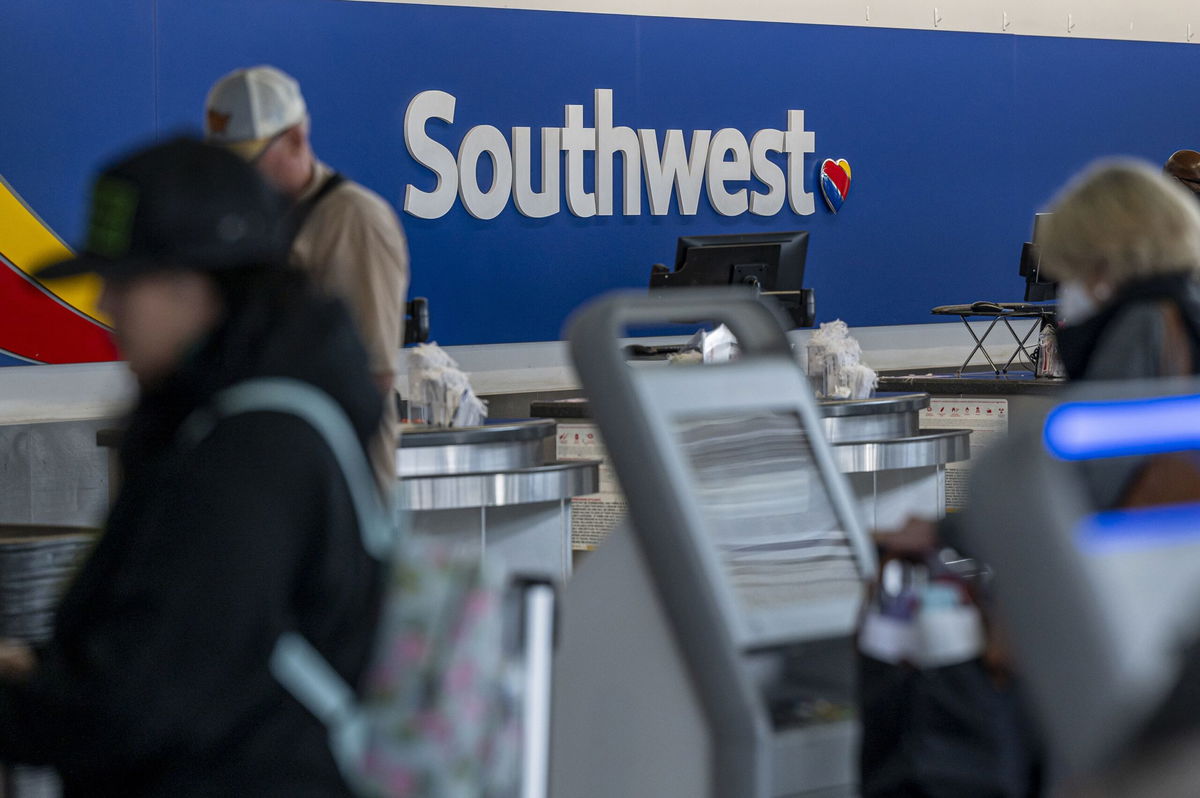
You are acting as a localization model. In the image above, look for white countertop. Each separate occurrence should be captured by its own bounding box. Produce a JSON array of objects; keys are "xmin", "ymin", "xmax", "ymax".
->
[{"xmin": 0, "ymin": 319, "xmax": 1038, "ymax": 424}]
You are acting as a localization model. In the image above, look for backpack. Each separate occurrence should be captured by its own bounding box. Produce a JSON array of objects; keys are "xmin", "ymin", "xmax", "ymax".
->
[{"xmin": 184, "ymin": 377, "xmax": 523, "ymax": 797}]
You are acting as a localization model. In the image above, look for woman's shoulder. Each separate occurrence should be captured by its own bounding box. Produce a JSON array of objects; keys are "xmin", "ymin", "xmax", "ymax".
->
[{"xmin": 1087, "ymin": 296, "xmax": 1195, "ymax": 380}]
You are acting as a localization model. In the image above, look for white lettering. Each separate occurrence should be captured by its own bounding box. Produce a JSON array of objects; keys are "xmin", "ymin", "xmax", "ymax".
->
[
  {"xmin": 512, "ymin": 127, "xmax": 562, "ymax": 218},
  {"xmin": 749, "ymin": 129, "xmax": 786, "ymax": 216},
  {"xmin": 639, "ymin": 128, "xmax": 713, "ymax": 216},
  {"xmin": 402, "ymin": 90, "xmax": 458, "ymax": 219},
  {"xmin": 400, "ymin": 90, "xmax": 820, "ymax": 220},
  {"xmin": 562, "ymin": 105, "xmax": 597, "ymax": 218},
  {"xmin": 784, "ymin": 109, "xmax": 816, "ymax": 216},
  {"xmin": 705, "ymin": 128, "xmax": 751, "ymax": 217},
  {"xmin": 595, "ymin": 89, "xmax": 641, "ymax": 216},
  {"xmin": 458, "ymin": 125, "xmax": 513, "ymax": 220}
]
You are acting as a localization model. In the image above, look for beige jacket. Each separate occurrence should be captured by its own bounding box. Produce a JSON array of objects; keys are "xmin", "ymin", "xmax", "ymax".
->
[{"xmin": 291, "ymin": 160, "xmax": 410, "ymax": 491}]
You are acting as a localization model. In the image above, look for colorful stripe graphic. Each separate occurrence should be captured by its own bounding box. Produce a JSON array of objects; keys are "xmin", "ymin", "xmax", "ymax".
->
[{"xmin": 0, "ymin": 177, "xmax": 117, "ymax": 364}]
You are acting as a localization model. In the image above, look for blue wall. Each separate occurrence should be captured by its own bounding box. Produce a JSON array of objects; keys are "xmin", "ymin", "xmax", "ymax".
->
[
  {"xmin": 1, "ymin": 2, "xmax": 156, "ymax": 244},
  {"xmin": 5, "ymin": 0, "xmax": 1200, "ymax": 344}
]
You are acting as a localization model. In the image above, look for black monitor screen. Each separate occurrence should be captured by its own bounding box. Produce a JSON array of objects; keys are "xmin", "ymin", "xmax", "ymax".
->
[
  {"xmin": 663, "ymin": 231, "xmax": 808, "ymax": 291},
  {"xmin": 1021, "ymin": 213, "xmax": 1056, "ymax": 302},
  {"xmin": 650, "ymin": 231, "xmax": 811, "ymax": 325}
]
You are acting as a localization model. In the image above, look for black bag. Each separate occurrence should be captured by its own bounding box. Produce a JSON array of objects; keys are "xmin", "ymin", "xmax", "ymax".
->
[{"xmin": 859, "ymin": 654, "xmax": 1043, "ymax": 798}]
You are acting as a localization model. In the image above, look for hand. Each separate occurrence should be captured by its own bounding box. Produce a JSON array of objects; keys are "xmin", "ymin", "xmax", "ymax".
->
[
  {"xmin": 0, "ymin": 640, "xmax": 36, "ymax": 682},
  {"xmin": 872, "ymin": 516, "xmax": 940, "ymax": 560}
]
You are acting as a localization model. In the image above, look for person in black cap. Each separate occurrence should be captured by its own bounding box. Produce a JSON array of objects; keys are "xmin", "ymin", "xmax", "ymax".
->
[{"xmin": 0, "ymin": 137, "xmax": 383, "ymax": 795}]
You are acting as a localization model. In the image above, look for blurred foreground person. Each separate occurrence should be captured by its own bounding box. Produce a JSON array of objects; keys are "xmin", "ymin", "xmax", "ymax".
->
[
  {"xmin": 865, "ymin": 160, "xmax": 1200, "ymax": 796},
  {"xmin": 0, "ymin": 138, "xmax": 383, "ymax": 796},
  {"xmin": 1047, "ymin": 159, "xmax": 1200, "ymax": 386},
  {"xmin": 981, "ymin": 163, "xmax": 1200, "ymax": 795},
  {"xmin": 884, "ymin": 157, "xmax": 1200, "ymax": 548},
  {"xmin": 1041, "ymin": 159, "xmax": 1200, "ymax": 510}
]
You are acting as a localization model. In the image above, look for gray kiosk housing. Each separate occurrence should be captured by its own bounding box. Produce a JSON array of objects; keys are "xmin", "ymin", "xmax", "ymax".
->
[
  {"xmin": 551, "ymin": 290, "xmax": 877, "ymax": 798},
  {"xmin": 964, "ymin": 377, "xmax": 1200, "ymax": 779}
]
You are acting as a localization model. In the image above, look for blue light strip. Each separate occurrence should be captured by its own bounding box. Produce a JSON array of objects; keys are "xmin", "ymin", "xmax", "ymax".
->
[
  {"xmin": 1078, "ymin": 502, "xmax": 1200, "ymax": 554},
  {"xmin": 1044, "ymin": 394, "xmax": 1200, "ymax": 461}
]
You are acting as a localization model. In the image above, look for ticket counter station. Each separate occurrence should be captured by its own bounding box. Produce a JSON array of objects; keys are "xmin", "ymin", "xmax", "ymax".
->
[
  {"xmin": 395, "ymin": 419, "xmax": 598, "ymax": 584},
  {"xmin": 551, "ymin": 290, "xmax": 877, "ymax": 798}
]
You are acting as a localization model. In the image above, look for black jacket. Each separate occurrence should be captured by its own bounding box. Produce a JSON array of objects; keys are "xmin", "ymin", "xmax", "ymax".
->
[
  {"xmin": 1057, "ymin": 273, "xmax": 1200, "ymax": 381},
  {"xmin": 0, "ymin": 281, "xmax": 385, "ymax": 796}
]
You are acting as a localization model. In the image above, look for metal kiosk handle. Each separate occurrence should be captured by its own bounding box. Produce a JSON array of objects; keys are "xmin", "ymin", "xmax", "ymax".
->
[{"xmin": 511, "ymin": 577, "xmax": 557, "ymax": 798}]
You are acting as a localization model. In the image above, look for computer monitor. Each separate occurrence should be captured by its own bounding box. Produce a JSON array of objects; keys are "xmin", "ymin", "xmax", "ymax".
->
[
  {"xmin": 1020, "ymin": 213, "xmax": 1056, "ymax": 302},
  {"xmin": 649, "ymin": 231, "xmax": 814, "ymax": 327}
]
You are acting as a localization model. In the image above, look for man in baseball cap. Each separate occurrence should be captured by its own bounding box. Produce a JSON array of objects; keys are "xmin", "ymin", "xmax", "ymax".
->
[
  {"xmin": 206, "ymin": 66, "xmax": 313, "ymax": 189},
  {"xmin": 206, "ymin": 65, "xmax": 409, "ymax": 492}
]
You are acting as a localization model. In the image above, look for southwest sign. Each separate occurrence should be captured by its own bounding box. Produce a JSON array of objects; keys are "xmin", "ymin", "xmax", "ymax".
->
[{"xmin": 404, "ymin": 89, "xmax": 818, "ymax": 220}]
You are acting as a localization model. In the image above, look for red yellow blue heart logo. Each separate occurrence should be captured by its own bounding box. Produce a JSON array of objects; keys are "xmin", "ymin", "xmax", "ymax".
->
[{"xmin": 820, "ymin": 158, "xmax": 852, "ymax": 213}]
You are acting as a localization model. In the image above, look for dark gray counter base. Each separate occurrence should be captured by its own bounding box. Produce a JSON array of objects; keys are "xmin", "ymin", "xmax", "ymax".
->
[{"xmin": 878, "ymin": 371, "xmax": 1065, "ymax": 396}]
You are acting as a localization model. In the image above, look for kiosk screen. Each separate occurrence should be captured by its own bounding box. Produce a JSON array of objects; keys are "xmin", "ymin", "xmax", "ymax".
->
[{"xmin": 673, "ymin": 411, "xmax": 861, "ymax": 644}]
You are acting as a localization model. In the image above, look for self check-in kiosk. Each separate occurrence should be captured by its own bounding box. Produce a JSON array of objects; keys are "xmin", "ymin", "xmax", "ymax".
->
[
  {"xmin": 551, "ymin": 290, "xmax": 876, "ymax": 798},
  {"xmin": 963, "ymin": 378, "xmax": 1200, "ymax": 779}
]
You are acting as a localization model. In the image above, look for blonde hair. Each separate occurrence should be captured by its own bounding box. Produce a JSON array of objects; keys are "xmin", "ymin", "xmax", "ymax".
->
[{"xmin": 1040, "ymin": 158, "xmax": 1200, "ymax": 285}]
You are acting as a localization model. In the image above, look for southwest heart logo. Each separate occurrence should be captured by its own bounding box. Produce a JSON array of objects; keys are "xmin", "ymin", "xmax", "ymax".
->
[{"xmin": 820, "ymin": 158, "xmax": 852, "ymax": 213}]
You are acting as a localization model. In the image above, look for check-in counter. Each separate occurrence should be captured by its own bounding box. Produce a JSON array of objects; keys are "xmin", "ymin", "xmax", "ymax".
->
[
  {"xmin": 822, "ymin": 393, "xmax": 971, "ymax": 529},
  {"xmin": 396, "ymin": 419, "xmax": 600, "ymax": 583},
  {"xmin": 100, "ymin": 417, "xmax": 598, "ymax": 584}
]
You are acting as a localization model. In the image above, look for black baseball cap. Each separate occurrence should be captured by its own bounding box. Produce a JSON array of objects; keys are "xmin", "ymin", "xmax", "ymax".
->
[{"xmin": 38, "ymin": 136, "xmax": 290, "ymax": 280}]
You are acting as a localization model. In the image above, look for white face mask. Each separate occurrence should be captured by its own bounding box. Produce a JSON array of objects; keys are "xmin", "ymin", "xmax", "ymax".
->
[{"xmin": 1057, "ymin": 281, "xmax": 1102, "ymax": 325}]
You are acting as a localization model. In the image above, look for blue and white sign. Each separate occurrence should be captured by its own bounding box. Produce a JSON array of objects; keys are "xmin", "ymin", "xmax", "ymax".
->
[
  {"xmin": 7, "ymin": 0, "xmax": 1200, "ymax": 345},
  {"xmin": 403, "ymin": 89, "xmax": 817, "ymax": 219}
]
